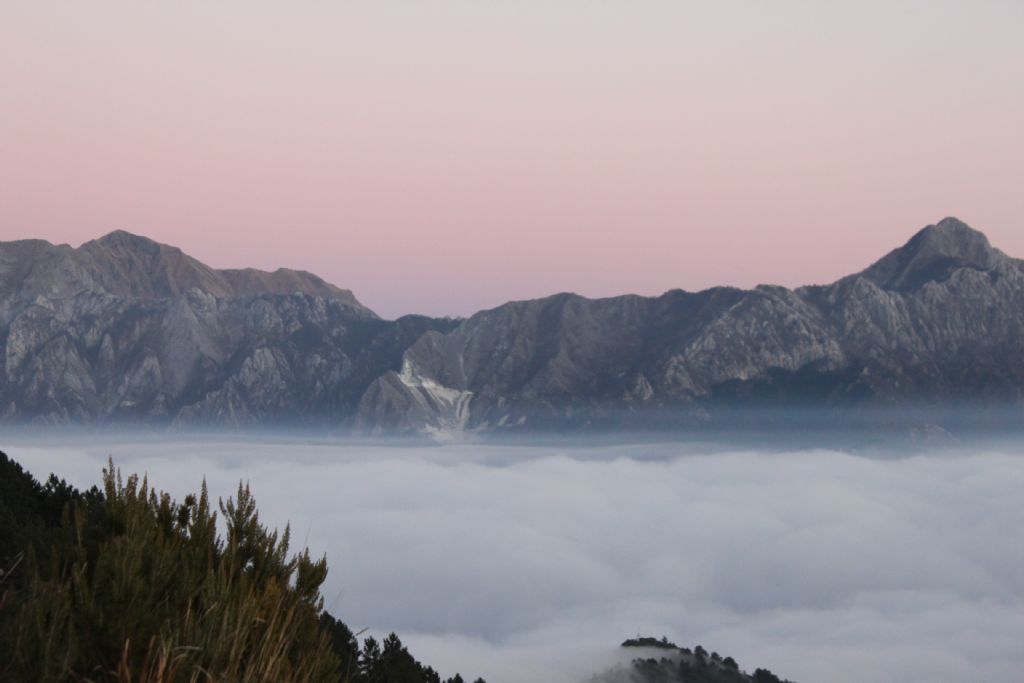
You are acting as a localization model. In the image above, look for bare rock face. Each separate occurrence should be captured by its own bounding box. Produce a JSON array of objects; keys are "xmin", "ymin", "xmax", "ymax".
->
[
  {"xmin": 3, "ymin": 230, "xmax": 370, "ymax": 308},
  {"xmin": 354, "ymin": 217, "xmax": 1024, "ymax": 434},
  {"xmin": 0, "ymin": 232, "xmax": 454, "ymax": 425},
  {"xmin": 2, "ymin": 218, "xmax": 1023, "ymax": 434}
]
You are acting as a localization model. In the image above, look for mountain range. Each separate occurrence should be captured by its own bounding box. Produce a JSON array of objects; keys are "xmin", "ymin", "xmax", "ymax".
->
[{"xmin": 1, "ymin": 218, "xmax": 1021, "ymax": 436}]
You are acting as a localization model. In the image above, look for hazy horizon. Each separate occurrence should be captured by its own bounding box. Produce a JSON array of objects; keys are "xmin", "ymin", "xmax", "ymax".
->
[{"xmin": 2, "ymin": 2, "xmax": 1022, "ymax": 318}]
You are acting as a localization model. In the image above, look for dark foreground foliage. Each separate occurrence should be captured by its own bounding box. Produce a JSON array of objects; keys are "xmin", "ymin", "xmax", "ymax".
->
[{"xmin": 0, "ymin": 450, "xmax": 480, "ymax": 683}]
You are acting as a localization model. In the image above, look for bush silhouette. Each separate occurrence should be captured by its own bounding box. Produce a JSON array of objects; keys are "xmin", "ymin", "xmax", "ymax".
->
[{"xmin": 0, "ymin": 452, "xmax": 481, "ymax": 683}]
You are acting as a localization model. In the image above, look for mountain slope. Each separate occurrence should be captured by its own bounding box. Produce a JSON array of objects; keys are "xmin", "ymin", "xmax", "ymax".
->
[
  {"xmin": 0, "ymin": 232, "xmax": 455, "ymax": 424},
  {"xmin": 0, "ymin": 230, "xmax": 370, "ymax": 310},
  {"xmin": 355, "ymin": 217, "xmax": 1024, "ymax": 434},
  {"xmin": 1, "ymin": 218, "xmax": 1022, "ymax": 432}
]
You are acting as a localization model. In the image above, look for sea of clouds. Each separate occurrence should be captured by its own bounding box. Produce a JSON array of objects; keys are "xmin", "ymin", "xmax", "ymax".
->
[{"xmin": 4, "ymin": 435, "xmax": 1023, "ymax": 683}]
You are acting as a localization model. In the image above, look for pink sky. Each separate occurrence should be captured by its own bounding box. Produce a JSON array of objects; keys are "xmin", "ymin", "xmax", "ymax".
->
[{"xmin": 1, "ymin": 2, "xmax": 1022, "ymax": 318}]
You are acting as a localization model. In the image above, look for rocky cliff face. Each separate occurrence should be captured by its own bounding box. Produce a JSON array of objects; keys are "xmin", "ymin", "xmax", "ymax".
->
[
  {"xmin": 0, "ymin": 232, "xmax": 454, "ymax": 425},
  {"xmin": 2, "ymin": 218, "xmax": 1022, "ymax": 433},
  {"xmin": 354, "ymin": 217, "xmax": 1024, "ymax": 434},
  {"xmin": 0, "ymin": 230, "xmax": 368, "ymax": 306}
]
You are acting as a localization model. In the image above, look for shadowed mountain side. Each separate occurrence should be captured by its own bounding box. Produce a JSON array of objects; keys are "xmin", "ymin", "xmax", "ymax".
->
[{"xmin": 2, "ymin": 218, "xmax": 1023, "ymax": 432}]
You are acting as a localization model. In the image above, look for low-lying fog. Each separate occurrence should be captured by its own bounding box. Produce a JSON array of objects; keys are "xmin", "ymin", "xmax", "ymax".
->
[{"xmin": 5, "ymin": 435, "xmax": 1023, "ymax": 683}]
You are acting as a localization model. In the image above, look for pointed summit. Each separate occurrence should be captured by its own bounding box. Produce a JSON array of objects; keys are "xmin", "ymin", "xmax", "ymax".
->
[
  {"xmin": 857, "ymin": 217, "xmax": 1004, "ymax": 291},
  {"xmin": 88, "ymin": 229, "xmax": 170, "ymax": 256},
  {"xmin": 93, "ymin": 228, "xmax": 158, "ymax": 243},
  {"xmin": 80, "ymin": 230, "xmax": 226, "ymax": 299}
]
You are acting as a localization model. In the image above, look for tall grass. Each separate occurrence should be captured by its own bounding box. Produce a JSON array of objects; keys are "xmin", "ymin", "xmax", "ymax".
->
[{"xmin": 4, "ymin": 460, "xmax": 342, "ymax": 683}]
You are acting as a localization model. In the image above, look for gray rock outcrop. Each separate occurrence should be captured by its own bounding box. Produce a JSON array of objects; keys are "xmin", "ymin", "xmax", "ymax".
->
[
  {"xmin": 354, "ymin": 217, "xmax": 1024, "ymax": 434},
  {"xmin": 2, "ymin": 218, "xmax": 1021, "ymax": 434},
  {"xmin": 0, "ymin": 231, "xmax": 454, "ymax": 425}
]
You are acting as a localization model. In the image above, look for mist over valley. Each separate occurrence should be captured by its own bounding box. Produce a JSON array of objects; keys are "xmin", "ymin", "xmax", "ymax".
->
[{"xmin": 5, "ymin": 435, "xmax": 1022, "ymax": 683}]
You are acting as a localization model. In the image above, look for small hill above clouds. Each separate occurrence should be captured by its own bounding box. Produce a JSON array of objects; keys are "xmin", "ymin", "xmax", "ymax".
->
[
  {"xmin": 0, "ymin": 229, "xmax": 373, "ymax": 315},
  {"xmin": 588, "ymin": 638, "xmax": 794, "ymax": 683}
]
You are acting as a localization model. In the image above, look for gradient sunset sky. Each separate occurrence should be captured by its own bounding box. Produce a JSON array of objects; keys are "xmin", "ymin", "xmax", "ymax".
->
[{"xmin": 2, "ymin": 2, "xmax": 1022, "ymax": 318}]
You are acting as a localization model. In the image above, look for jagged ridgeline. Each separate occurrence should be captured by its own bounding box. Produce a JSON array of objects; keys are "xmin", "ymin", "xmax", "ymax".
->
[
  {"xmin": 0, "ymin": 451, "xmax": 483, "ymax": 683},
  {"xmin": 2, "ymin": 218, "xmax": 1024, "ymax": 435}
]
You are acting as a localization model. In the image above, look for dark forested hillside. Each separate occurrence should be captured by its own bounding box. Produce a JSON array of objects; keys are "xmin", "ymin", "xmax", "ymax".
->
[{"xmin": 0, "ymin": 450, "xmax": 480, "ymax": 683}]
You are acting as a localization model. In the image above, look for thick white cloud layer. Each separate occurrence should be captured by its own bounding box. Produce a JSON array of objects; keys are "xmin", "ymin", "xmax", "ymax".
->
[{"xmin": 4, "ymin": 436, "xmax": 1023, "ymax": 683}]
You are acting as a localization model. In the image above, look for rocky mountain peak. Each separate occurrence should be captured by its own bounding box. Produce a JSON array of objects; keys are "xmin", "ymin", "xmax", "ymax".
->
[
  {"xmin": 3, "ymin": 217, "xmax": 1023, "ymax": 433},
  {"xmin": 91, "ymin": 229, "xmax": 165, "ymax": 250},
  {"xmin": 856, "ymin": 217, "xmax": 1003, "ymax": 291},
  {"xmin": 88, "ymin": 229, "xmax": 194, "ymax": 263},
  {"xmin": 79, "ymin": 230, "xmax": 228, "ymax": 299},
  {"xmin": 909, "ymin": 216, "xmax": 994, "ymax": 257},
  {"xmin": 0, "ymin": 230, "xmax": 375, "ymax": 316}
]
